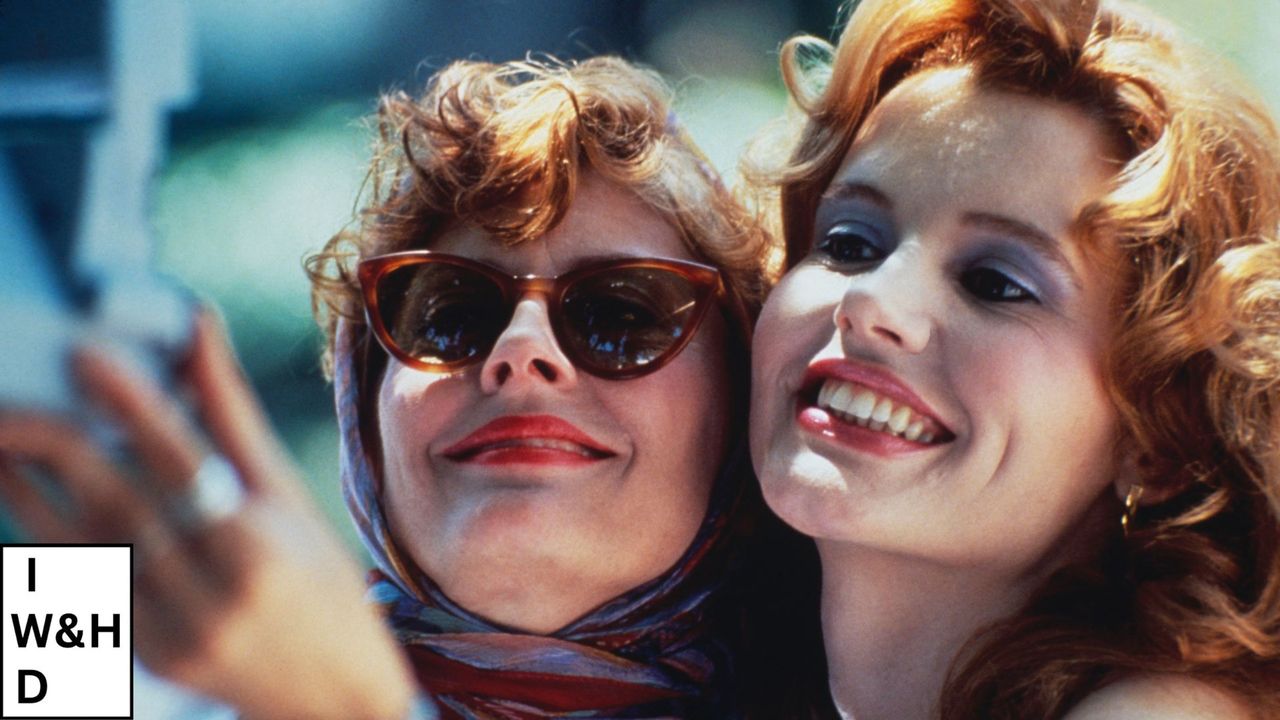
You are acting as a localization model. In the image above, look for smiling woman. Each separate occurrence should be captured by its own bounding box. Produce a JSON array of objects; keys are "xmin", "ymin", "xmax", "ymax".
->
[
  {"xmin": 0, "ymin": 55, "xmax": 831, "ymax": 720},
  {"xmin": 747, "ymin": 0, "xmax": 1280, "ymax": 717},
  {"xmin": 370, "ymin": 174, "xmax": 734, "ymax": 635},
  {"xmin": 755, "ymin": 69, "xmax": 1124, "ymax": 564},
  {"xmin": 306, "ymin": 55, "xmax": 831, "ymax": 717}
]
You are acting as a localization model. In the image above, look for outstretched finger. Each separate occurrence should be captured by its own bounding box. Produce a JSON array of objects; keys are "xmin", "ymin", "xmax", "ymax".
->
[
  {"xmin": 0, "ymin": 414, "xmax": 144, "ymax": 538},
  {"xmin": 181, "ymin": 311, "xmax": 296, "ymax": 496},
  {"xmin": 72, "ymin": 347, "xmax": 204, "ymax": 497},
  {"xmin": 0, "ymin": 456, "xmax": 76, "ymax": 543},
  {"xmin": 0, "ymin": 414, "xmax": 211, "ymax": 575},
  {"xmin": 0, "ymin": 415, "xmax": 242, "ymax": 674}
]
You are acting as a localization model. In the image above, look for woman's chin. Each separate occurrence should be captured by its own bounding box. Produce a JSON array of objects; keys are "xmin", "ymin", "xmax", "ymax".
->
[
  {"xmin": 413, "ymin": 494, "xmax": 664, "ymax": 630},
  {"xmin": 757, "ymin": 449, "xmax": 862, "ymax": 540},
  {"xmin": 429, "ymin": 540, "xmax": 646, "ymax": 635},
  {"xmin": 437, "ymin": 487, "xmax": 586, "ymax": 561}
]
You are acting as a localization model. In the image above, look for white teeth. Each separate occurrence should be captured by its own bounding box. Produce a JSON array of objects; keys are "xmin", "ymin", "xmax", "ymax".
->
[
  {"xmin": 851, "ymin": 390, "xmax": 877, "ymax": 420},
  {"xmin": 818, "ymin": 381, "xmax": 835, "ymax": 408},
  {"xmin": 888, "ymin": 406, "xmax": 912, "ymax": 434},
  {"xmin": 830, "ymin": 383, "xmax": 856, "ymax": 416},
  {"xmin": 871, "ymin": 398, "xmax": 894, "ymax": 424},
  {"xmin": 815, "ymin": 379, "xmax": 943, "ymax": 444},
  {"xmin": 904, "ymin": 420, "xmax": 924, "ymax": 442}
]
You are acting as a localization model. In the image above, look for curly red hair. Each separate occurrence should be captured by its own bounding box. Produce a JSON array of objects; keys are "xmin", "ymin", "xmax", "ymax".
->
[
  {"xmin": 306, "ymin": 56, "xmax": 833, "ymax": 717},
  {"xmin": 748, "ymin": 0, "xmax": 1280, "ymax": 715},
  {"xmin": 307, "ymin": 56, "xmax": 772, "ymax": 378}
]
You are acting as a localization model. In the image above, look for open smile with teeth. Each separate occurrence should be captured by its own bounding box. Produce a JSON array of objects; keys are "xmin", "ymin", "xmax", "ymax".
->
[{"xmin": 814, "ymin": 378, "xmax": 948, "ymax": 444}]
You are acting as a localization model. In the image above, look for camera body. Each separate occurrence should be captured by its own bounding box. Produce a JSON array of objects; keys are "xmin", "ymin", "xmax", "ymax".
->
[
  {"xmin": 0, "ymin": 270, "xmax": 192, "ymax": 418},
  {"xmin": 0, "ymin": 0, "xmax": 195, "ymax": 418}
]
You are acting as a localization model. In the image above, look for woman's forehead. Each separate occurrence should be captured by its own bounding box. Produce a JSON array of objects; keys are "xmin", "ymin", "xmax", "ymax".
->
[
  {"xmin": 833, "ymin": 68, "xmax": 1115, "ymax": 243},
  {"xmin": 854, "ymin": 71, "xmax": 1100, "ymax": 176},
  {"xmin": 429, "ymin": 174, "xmax": 691, "ymax": 273}
]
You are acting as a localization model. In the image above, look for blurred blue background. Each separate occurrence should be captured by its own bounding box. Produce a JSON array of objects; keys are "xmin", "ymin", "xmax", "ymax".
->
[{"xmin": 3, "ymin": 0, "xmax": 1278, "ymax": 557}]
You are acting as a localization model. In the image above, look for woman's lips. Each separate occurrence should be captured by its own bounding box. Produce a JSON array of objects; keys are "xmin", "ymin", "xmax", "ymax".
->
[
  {"xmin": 797, "ymin": 405, "xmax": 937, "ymax": 457},
  {"xmin": 442, "ymin": 415, "xmax": 615, "ymax": 466},
  {"xmin": 796, "ymin": 358, "xmax": 954, "ymax": 456}
]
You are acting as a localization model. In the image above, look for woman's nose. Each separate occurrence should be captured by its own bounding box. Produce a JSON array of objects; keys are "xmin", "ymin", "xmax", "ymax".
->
[
  {"xmin": 834, "ymin": 259, "xmax": 933, "ymax": 355},
  {"xmin": 479, "ymin": 295, "xmax": 578, "ymax": 393}
]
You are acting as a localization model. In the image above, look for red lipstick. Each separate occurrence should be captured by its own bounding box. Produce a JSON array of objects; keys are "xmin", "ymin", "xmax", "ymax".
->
[
  {"xmin": 797, "ymin": 358, "xmax": 953, "ymax": 457},
  {"xmin": 442, "ymin": 415, "xmax": 614, "ymax": 466},
  {"xmin": 802, "ymin": 359, "xmax": 948, "ymax": 426},
  {"xmin": 797, "ymin": 407, "xmax": 935, "ymax": 457}
]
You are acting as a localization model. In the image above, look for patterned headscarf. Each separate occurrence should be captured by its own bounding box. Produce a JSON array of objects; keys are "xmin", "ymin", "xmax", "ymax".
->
[{"xmin": 333, "ymin": 319, "xmax": 747, "ymax": 719}]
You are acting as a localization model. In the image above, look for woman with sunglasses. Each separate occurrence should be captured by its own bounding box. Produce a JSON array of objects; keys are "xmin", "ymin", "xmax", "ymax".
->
[
  {"xmin": 746, "ymin": 0, "xmax": 1280, "ymax": 717},
  {"xmin": 0, "ymin": 56, "xmax": 829, "ymax": 718},
  {"xmin": 307, "ymin": 54, "xmax": 836, "ymax": 718}
]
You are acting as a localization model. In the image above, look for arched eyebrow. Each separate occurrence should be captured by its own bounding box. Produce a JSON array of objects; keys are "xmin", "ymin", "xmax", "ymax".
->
[
  {"xmin": 821, "ymin": 181, "xmax": 892, "ymax": 208},
  {"xmin": 962, "ymin": 212, "xmax": 1082, "ymax": 291}
]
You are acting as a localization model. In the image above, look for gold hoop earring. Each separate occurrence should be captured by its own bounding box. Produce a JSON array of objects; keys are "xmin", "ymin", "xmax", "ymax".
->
[{"xmin": 1122, "ymin": 484, "xmax": 1145, "ymax": 537}]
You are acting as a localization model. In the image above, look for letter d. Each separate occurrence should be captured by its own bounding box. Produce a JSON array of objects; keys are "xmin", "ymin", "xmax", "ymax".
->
[{"xmin": 18, "ymin": 669, "xmax": 46, "ymax": 703}]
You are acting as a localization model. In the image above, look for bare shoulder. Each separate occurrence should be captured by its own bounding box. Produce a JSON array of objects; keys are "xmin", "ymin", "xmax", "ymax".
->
[{"xmin": 1063, "ymin": 674, "xmax": 1255, "ymax": 720}]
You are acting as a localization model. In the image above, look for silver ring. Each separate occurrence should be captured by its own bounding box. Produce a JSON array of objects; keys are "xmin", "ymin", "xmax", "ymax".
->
[{"xmin": 170, "ymin": 453, "xmax": 246, "ymax": 531}]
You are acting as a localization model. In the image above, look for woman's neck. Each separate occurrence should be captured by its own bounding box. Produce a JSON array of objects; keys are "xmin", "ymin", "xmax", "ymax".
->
[{"xmin": 817, "ymin": 541, "xmax": 1039, "ymax": 720}]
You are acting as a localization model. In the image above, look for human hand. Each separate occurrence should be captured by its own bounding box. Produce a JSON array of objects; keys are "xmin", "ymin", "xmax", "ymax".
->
[{"xmin": 0, "ymin": 312, "xmax": 416, "ymax": 720}]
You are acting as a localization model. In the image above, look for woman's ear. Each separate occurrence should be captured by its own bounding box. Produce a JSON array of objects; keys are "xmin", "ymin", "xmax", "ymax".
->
[{"xmin": 1110, "ymin": 447, "xmax": 1180, "ymax": 506}]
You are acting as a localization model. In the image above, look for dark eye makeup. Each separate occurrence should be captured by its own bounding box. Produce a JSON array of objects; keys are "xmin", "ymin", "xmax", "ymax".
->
[
  {"xmin": 958, "ymin": 266, "xmax": 1037, "ymax": 303},
  {"xmin": 810, "ymin": 215, "xmax": 1049, "ymax": 305},
  {"xmin": 814, "ymin": 222, "xmax": 888, "ymax": 264}
]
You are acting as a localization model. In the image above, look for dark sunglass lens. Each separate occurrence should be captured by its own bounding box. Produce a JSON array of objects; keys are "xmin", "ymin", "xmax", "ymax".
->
[
  {"xmin": 375, "ymin": 262, "xmax": 507, "ymax": 366},
  {"xmin": 561, "ymin": 267, "xmax": 702, "ymax": 373}
]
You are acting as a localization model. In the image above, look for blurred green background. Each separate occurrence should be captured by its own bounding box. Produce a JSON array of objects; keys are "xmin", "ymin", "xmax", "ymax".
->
[{"xmin": 145, "ymin": 0, "xmax": 1280, "ymax": 554}]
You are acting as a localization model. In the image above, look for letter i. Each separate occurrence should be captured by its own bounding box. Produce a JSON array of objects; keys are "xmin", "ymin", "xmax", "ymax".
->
[{"xmin": 28, "ymin": 556, "xmax": 35, "ymax": 592}]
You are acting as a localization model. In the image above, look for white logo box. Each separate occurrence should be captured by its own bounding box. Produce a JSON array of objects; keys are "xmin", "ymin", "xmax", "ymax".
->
[{"xmin": 1, "ymin": 545, "xmax": 132, "ymax": 719}]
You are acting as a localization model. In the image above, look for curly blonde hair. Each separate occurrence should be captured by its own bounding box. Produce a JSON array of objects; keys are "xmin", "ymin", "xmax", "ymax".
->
[
  {"xmin": 747, "ymin": 0, "xmax": 1280, "ymax": 715},
  {"xmin": 306, "ymin": 56, "xmax": 771, "ymax": 378}
]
